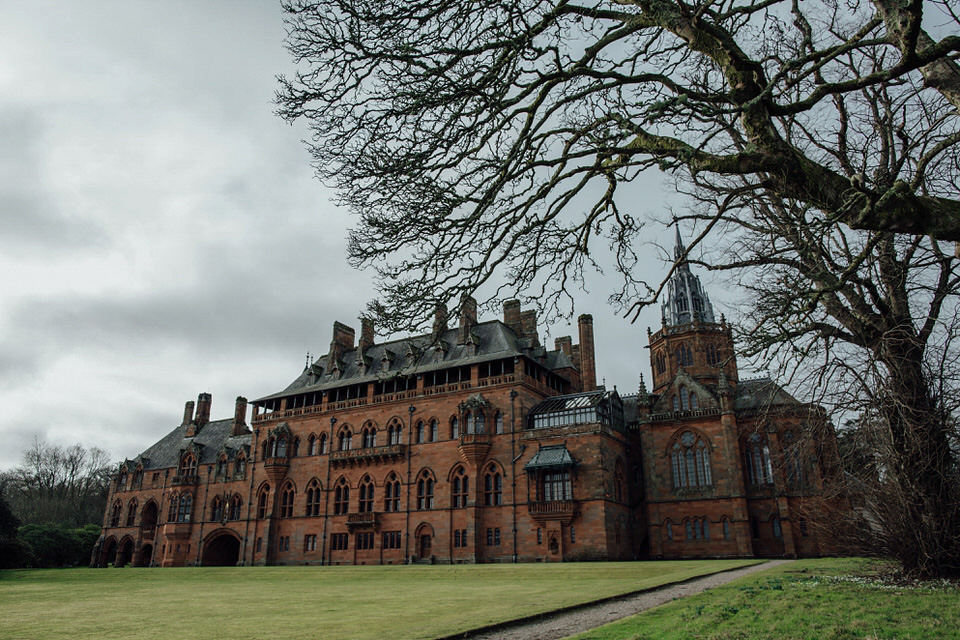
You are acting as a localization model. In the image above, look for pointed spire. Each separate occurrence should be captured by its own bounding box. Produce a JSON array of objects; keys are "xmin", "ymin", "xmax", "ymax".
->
[
  {"xmin": 638, "ymin": 374, "xmax": 649, "ymax": 404},
  {"xmin": 674, "ymin": 224, "xmax": 686, "ymax": 261},
  {"xmin": 662, "ymin": 226, "xmax": 716, "ymax": 326}
]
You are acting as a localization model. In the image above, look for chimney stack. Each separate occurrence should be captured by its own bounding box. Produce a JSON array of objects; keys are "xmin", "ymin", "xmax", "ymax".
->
[
  {"xmin": 195, "ymin": 393, "xmax": 212, "ymax": 429},
  {"xmin": 503, "ymin": 300, "xmax": 522, "ymax": 336},
  {"xmin": 433, "ymin": 302, "xmax": 448, "ymax": 337},
  {"xmin": 578, "ymin": 314, "xmax": 597, "ymax": 391},
  {"xmin": 327, "ymin": 321, "xmax": 356, "ymax": 370},
  {"xmin": 458, "ymin": 295, "xmax": 477, "ymax": 345},
  {"xmin": 233, "ymin": 396, "xmax": 248, "ymax": 435},
  {"xmin": 359, "ymin": 317, "xmax": 375, "ymax": 352},
  {"xmin": 520, "ymin": 309, "xmax": 540, "ymax": 347},
  {"xmin": 554, "ymin": 336, "xmax": 572, "ymax": 357},
  {"xmin": 181, "ymin": 400, "xmax": 195, "ymax": 427}
]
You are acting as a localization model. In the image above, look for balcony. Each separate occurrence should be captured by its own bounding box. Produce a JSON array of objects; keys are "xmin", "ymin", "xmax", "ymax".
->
[
  {"xmin": 527, "ymin": 500, "xmax": 577, "ymax": 524},
  {"xmin": 457, "ymin": 433, "xmax": 491, "ymax": 467},
  {"xmin": 346, "ymin": 512, "xmax": 379, "ymax": 530},
  {"xmin": 330, "ymin": 444, "xmax": 405, "ymax": 468},
  {"xmin": 262, "ymin": 457, "xmax": 290, "ymax": 483}
]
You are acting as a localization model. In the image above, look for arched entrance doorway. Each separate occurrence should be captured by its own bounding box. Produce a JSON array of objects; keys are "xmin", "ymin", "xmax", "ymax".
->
[
  {"xmin": 414, "ymin": 523, "xmax": 434, "ymax": 562},
  {"xmin": 140, "ymin": 500, "xmax": 158, "ymax": 530},
  {"xmin": 203, "ymin": 532, "xmax": 241, "ymax": 566},
  {"xmin": 101, "ymin": 537, "xmax": 118, "ymax": 567},
  {"xmin": 117, "ymin": 537, "xmax": 134, "ymax": 567},
  {"xmin": 136, "ymin": 543, "xmax": 153, "ymax": 567}
]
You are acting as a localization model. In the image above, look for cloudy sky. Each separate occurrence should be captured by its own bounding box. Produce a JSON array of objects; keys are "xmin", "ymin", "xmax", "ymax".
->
[{"xmin": 0, "ymin": 1, "xmax": 695, "ymax": 471}]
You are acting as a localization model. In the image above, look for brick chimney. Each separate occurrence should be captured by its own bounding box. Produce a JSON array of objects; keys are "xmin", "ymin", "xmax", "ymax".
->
[
  {"xmin": 195, "ymin": 392, "xmax": 212, "ymax": 429},
  {"xmin": 232, "ymin": 396, "xmax": 248, "ymax": 436},
  {"xmin": 181, "ymin": 400, "xmax": 195, "ymax": 427},
  {"xmin": 433, "ymin": 303, "xmax": 448, "ymax": 337},
  {"xmin": 327, "ymin": 321, "xmax": 356, "ymax": 371},
  {"xmin": 503, "ymin": 300, "xmax": 522, "ymax": 336},
  {"xmin": 520, "ymin": 309, "xmax": 540, "ymax": 347},
  {"xmin": 359, "ymin": 317, "xmax": 375, "ymax": 352},
  {"xmin": 458, "ymin": 295, "xmax": 477, "ymax": 345},
  {"xmin": 578, "ymin": 314, "xmax": 597, "ymax": 390},
  {"xmin": 554, "ymin": 336, "xmax": 572, "ymax": 357}
]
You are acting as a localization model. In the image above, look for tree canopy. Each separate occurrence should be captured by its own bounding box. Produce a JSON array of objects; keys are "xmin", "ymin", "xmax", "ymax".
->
[{"xmin": 278, "ymin": 0, "xmax": 960, "ymax": 330}]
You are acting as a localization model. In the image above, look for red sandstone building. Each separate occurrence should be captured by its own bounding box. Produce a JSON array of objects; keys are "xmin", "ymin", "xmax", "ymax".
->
[{"xmin": 96, "ymin": 237, "xmax": 841, "ymax": 567}]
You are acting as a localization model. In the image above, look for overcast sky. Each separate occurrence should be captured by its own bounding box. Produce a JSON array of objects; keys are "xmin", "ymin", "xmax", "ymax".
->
[{"xmin": 0, "ymin": 1, "xmax": 701, "ymax": 472}]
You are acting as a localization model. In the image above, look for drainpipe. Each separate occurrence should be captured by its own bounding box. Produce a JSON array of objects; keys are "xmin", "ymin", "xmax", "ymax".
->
[
  {"xmin": 404, "ymin": 404, "xmax": 415, "ymax": 564},
  {"xmin": 510, "ymin": 390, "xmax": 518, "ymax": 563},
  {"xmin": 243, "ymin": 428, "xmax": 260, "ymax": 565},
  {"xmin": 321, "ymin": 415, "xmax": 336, "ymax": 566},
  {"xmin": 196, "ymin": 464, "xmax": 212, "ymax": 565}
]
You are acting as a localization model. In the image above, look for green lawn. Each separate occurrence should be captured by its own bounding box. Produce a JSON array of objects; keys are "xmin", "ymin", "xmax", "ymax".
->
[
  {"xmin": 0, "ymin": 559, "xmax": 756, "ymax": 640},
  {"xmin": 570, "ymin": 558, "xmax": 960, "ymax": 640}
]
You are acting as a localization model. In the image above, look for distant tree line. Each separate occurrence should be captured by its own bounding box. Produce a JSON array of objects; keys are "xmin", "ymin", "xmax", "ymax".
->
[{"xmin": 0, "ymin": 440, "xmax": 111, "ymax": 568}]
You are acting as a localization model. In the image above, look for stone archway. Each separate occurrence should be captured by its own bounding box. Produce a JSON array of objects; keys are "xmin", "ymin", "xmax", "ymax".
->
[
  {"xmin": 135, "ymin": 543, "xmax": 153, "ymax": 567},
  {"xmin": 203, "ymin": 531, "xmax": 241, "ymax": 566},
  {"xmin": 101, "ymin": 537, "xmax": 118, "ymax": 567},
  {"xmin": 117, "ymin": 537, "xmax": 134, "ymax": 567},
  {"xmin": 414, "ymin": 523, "xmax": 434, "ymax": 562}
]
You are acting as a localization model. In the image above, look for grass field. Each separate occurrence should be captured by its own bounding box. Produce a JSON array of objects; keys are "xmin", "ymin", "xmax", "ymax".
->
[
  {"xmin": 570, "ymin": 558, "xmax": 960, "ymax": 640},
  {"xmin": 0, "ymin": 559, "xmax": 756, "ymax": 640}
]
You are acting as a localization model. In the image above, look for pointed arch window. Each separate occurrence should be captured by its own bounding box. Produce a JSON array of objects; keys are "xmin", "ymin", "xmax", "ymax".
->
[
  {"xmin": 450, "ymin": 417, "xmax": 459, "ymax": 439},
  {"xmin": 452, "ymin": 467, "xmax": 468, "ymax": 508},
  {"xmin": 125, "ymin": 498, "xmax": 138, "ymax": 527},
  {"xmin": 484, "ymin": 465, "xmax": 503, "ymax": 506},
  {"xmin": 388, "ymin": 420, "xmax": 402, "ymax": 445},
  {"xmin": 306, "ymin": 480, "xmax": 323, "ymax": 516},
  {"xmin": 229, "ymin": 495, "xmax": 243, "ymax": 520},
  {"xmin": 671, "ymin": 431, "xmax": 713, "ymax": 489},
  {"xmin": 680, "ymin": 385, "xmax": 690, "ymax": 410},
  {"xmin": 176, "ymin": 494, "xmax": 193, "ymax": 523},
  {"xmin": 167, "ymin": 494, "xmax": 178, "ymax": 523},
  {"xmin": 784, "ymin": 432, "xmax": 804, "ymax": 487},
  {"xmin": 655, "ymin": 351, "xmax": 666, "ymax": 374},
  {"xmin": 338, "ymin": 428, "xmax": 353, "ymax": 451},
  {"xmin": 746, "ymin": 434, "xmax": 774, "ymax": 485},
  {"xmin": 495, "ymin": 412, "xmax": 504, "ymax": 434},
  {"xmin": 131, "ymin": 466, "xmax": 143, "ymax": 490},
  {"xmin": 416, "ymin": 420, "xmax": 425, "ymax": 444},
  {"xmin": 210, "ymin": 496, "xmax": 224, "ymax": 522},
  {"xmin": 117, "ymin": 468, "xmax": 128, "ymax": 492},
  {"xmin": 110, "ymin": 499, "xmax": 123, "ymax": 527},
  {"xmin": 430, "ymin": 419, "xmax": 439, "ymax": 442},
  {"xmin": 473, "ymin": 410, "xmax": 485, "ymax": 434},
  {"xmin": 279, "ymin": 483, "xmax": 295, "ymax": 518},
  {"xmin": 235, "ymin": 455, "xmax": 246, "ymax": 479},
  {"xmin": 179, "ymin": 454, "xmax": 197, "ymax": 478},
  {"xmin": 676, "ymin": 343, "xmax": 693, "ymax": 367},
  {"xmin": 416, "ymin": 471, "xmax": 434, "ymax": 510},
  {"xmin": 308, "ymin": 434, "xmax": 317, "ymax": 456},
  {"xmin": 256, "ymin": 486, "xmax": 270, "ymax": 519},
  {"xmin": 275, "ymin": 436, "xmax": 287, "ymax": 458},
  {"xmin": 358, "ymin": 476, "xmax": 374, "ymax": 512},
  {"xmin": 318, "ymin": 433, "xmax": 328, "ymax": 454},
  {"xmin": 362, "ymin": 425, "xmax": 376, "ymax": 448},
  {"xmin": 706, "ymin": 343, "xmax": 719, "ymax": 365},
  {"xmin": 334, "ymin": 478, "xmax": 350, "ymax": 515},
  {"xmin": 384, "ymin": 472, "xmax": 401, "ymax": 512},
  {"xmin": 690, "ymin": 392, "xmax": 699, "ymax": 410}
]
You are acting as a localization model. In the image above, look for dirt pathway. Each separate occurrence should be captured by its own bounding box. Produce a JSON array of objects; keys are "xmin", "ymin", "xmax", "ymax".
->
[{"xmin": 445, "ymin": 560, "xmax": 793, "ymax": 640}]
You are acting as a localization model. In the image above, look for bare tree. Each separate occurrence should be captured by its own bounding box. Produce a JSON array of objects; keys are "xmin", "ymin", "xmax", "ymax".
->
[
  {"xmin": 277, "ymin": 0, "xmax": 960, "ymax": 332},
  {"xmin": 1, "ymin": 440, "xmax": 112, "ymax": 528}
]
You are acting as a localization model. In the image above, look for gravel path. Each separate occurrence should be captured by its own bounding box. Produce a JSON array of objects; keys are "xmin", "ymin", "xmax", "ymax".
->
[{"xmin": 447, "ymin": 560, "xmax": 793, "ymax": 640}]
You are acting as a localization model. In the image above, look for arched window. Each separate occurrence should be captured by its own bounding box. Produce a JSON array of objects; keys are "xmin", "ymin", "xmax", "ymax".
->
[
  {"xmin": 179, "ymin": 454, "xmax": 197, "ymax": 478},
  {"xmin": 177, "ymin": 494, "xmax": 193, "ymax": 523},
  {"xmin": 665, "ymin": 520, "xmax": 673, "ymax": 541},
  {"xmin": 210, "ymin": 496, "xmax": 224, "ymax": 522},
  {"xmin": 235, "ymin": 455, "xmax": 246, "ymax": 478},
  {"xmin": 338, "ymin": 428, "xmax": 353, "ymax": 451},
  {"xmin": 655, "ymin": 351, "xmax": 666, "ymax": 374},
  {"xmin": 358, "ymin": 476, "xmax": 374, "ymax": 512},
  {"xmin": 722, "ymin": 517, "xmax": 730, "ymax": 540},
  {"xmin": 676, "ymin": 343, "xmax": 693, "ymax": 367},
  {"xmin": 416, "ymin": 420, "xmax": 425, "ymax": 444},
  {"xmin": 306, "ymin": 479, "xmax": 322, "ymax": 516},
  {"xmin": 685, "ymin": 519, "xmax": 693, "ymax": 540},
  {"xmin": 318, "ymin": 433, "xmax": 328, "ymax": 454},
  {"xmin": 308, "ymin": 434, "xmax": 317, "ymax": 456},
  {"xmin": 772, "ymin": 516, "xmax": 782, "ymax": 539},
  {"xmin": 125, "ymin": 498, "xmax": 138, "ymax": 527},
  {"xmin": 279, "ymin": 483, "xmax": 295, "ymax": 518},
  {"xmin": 275, "ymin": 436, "xmax": 287, "ymax": 458},
  {"xmin": 495, "ymin": 412, "xmax": 504, "ymax": 434},
  {"xmin": 117, "ymin": 468, "xmax": 128, "ymax": 492},
  {"xmin": 110, "ymin": 499, "xmax": 123, "ymax": 527},
  {"xmin": 430, "ymin": 419, "xmax": 439, "ymax": 442},
  {"xmin": 416, "ymin": 471, "xmax": 434, "ymax": 510},
  {"xmin": 216, "ymin": 456, "xmax": 227, "ymax": 480},
  {"xmin": 451, "ymin": 467, "xmax": 468, "ymax": 508},
  {"xmin": 384, "ymin": 472, "xmax": 401, "ymax": 512},
  {"xmin": 705, "ymin": 343, "xmax": 719, "ymax": 365},
  {"xmin": 746, "ymin": 434, "xmax": 774, "ymax": 485},
  {"xmin": 474, "ymin": 410, "xmax": 485, "ymax": 434},
  {"xmin": 689, "ymin": 392, "xmax": 698, "ymax": 410},
  {"xmin": 451, "ymin": 417, "xmax": 459, "ymax": 439},
  {"xmin": 256, "ymin": 486, "xmax": 270, "ymax": 519},
  {"xmin": 292, "ymin": 437, "xmax": 300, "ymax": 457},
  {"xmin": 784, "ymin": 432, "xmax": 804, "ymax": 486},
  {"xmin": 672, "ymin": 396, "xmax": 680, "ymax": 412},
  {"xmin": 229, "ymin": 495, "xmax": 243, "ymax": 520},
  {"xmin": 671, "ymin": 431, "xmax": 713, "ymax": 489},
  {"xmin": 484, "ymin": 465, "xmax": 502, "ymax": 506},
  {"xmin": 680, "ymin": 385, "xmax": 690, "ymax": 410},
  {"xmin": 167, "ymin": 494, "xmax": 178, "ymax": 523},
  {"xmin": 388, "ymin": 420, "xmax": 402, "ymax": 445},
  {"xmin": 362, "ymin": 425, "xmax": 376, "ymax": 448},
  {"xmin": 132, "ymin": 466, "xmax": 144, "ymax": 490},
  {"xmin": 334, "ymin": 478, "xmax": 350, "ymax": 515}
]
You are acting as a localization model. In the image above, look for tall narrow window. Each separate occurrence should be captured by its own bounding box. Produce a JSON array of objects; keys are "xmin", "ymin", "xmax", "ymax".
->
[
  {"xmin": 474, "ymin": 410, "xmax": 485, "ymax": 434},
  {"xmin": 452, "ymin": 467, "xmax": 468, "ymax": 508},
  {"xmin": 257, "ymin": 488, "xmax": 270, "ymax": 519},
  {"xmin": 495, "ymin": 412, "xmax": 504, "ymax": 434},
  {"xmin": 306, "ymin": 480, "xmax": 322, "ymax": 516},
  {"xmin": 383, "ymin": 473, "xmax": 401, "ymax": 512},
  {"xmin": 210, "ymin": 496, "xmax": 223, "ymax": 522},
  {"xmin": 179, "ymin": 454, "xmax": 197, "ymax": 478},
  {"xmin": 416, "ymin": 472, "xmax": 434, "ymax": 509},
  {"xmin": 279, "ymin": 483, "xmax": 295, "ymax": 518},
  {"xmin": 358, "ymin": 476, "xmax": 374, "ymax": 512},
  {"xmin": 126, "ymin": 499, "xmax": 138, "ymax": 527},
  {"xmin": 772, "ymin": 516, "xmax": 782, "ymax": 539},
  {"xmin": 111, "ymin": 500, "xmax": 123, "ymax": 527},
  {"xmin": 705, "ymin": 343, "xmax": 719, "ymax": 365},
  {"xmin": 676, "ymin": 343, "xmax": 693, "ymax": 366},
  {"xmin": 338, "ymin": 428, "xmax": 352, "ymax": 451},
  {"xmin": 680, "ymin": 385, "xmax": 690, "ymax": 410},
  {"xmin": 430, "ymin": 419, "xmax": 439, "ymax": 442},
  {"xmin": 416, "ymin": 421, "xmax": 425, "ymax": 444},
  {"xmin": 362, "ymin": 426, "xmax": 376, "ymax": 448},
  {"xmin": 451, "ymin": 417, "xmax": 459, "ymax": 439},
  {"xmin": 334, "ymin": 478, "xmax": 350, "ymax": 515},
  {"xmin": 388, "ymin": 420, "xmax": 402, "ymax": 445},
  {"xmin": 177, "ymin": 494, "xmax": 193, "ymax": 523},
  {"xmin": 484, "ymin": 466, "xmax": 502, "ymax": 506},
  {"xmin": 308, "ymin": 435, "xmax": 317, "ymax": 456},
  {"xmin": 671, "ymin": 431, "xmax": 712, "ymax": 489},
  {"xmin": 318, "ymin": 433, "xmax": 328, "ymax": 454},
  {"xmin": 746, "ymin": 434, "xmax": 774, "ymax": 485},
  {"xmin": 230, "ymin": 495, "xmax": 243, "ymax": 520}
]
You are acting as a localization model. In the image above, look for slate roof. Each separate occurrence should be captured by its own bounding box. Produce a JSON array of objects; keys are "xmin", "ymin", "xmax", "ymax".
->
[
  {"xmin": 130, "ymin": 419, "xmax": 251, "ymax": 471},
  {"xmin": 524, "ymin": 444, "xmax": 575, "ymax": 471},
  {"xmin": 734, "ymin": 377, "xmax": 800, "ymax": 411},
  {"xmin": 255, "ymin": 320, "xmax": 575, "ymax": 403},
  {"xmin": 528, "ymin": 389, "xmax": 609, "ymax": 415}
]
